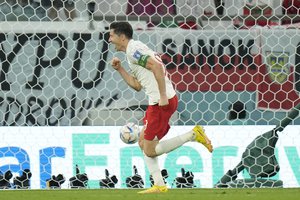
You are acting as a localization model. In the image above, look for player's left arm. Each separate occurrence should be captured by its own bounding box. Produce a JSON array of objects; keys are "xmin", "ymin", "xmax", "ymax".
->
[{"xmin": 139, "ymin": 54, "xmax": 168, "ymax": 106}]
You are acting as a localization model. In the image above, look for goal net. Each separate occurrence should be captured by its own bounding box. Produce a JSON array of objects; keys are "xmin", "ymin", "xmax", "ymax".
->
[{"xmin": 0, "ymin": 0, "xmax": 299, "ymax": 189}]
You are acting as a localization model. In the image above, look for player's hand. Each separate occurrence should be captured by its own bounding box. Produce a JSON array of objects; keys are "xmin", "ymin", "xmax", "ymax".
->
[
  {"xmin": 159, "ymin": 96, "xmax": 169, "ymax": 107},
  {"xmin": 111, "ymin": 57, "xmax": 122, "ymax": 70}
]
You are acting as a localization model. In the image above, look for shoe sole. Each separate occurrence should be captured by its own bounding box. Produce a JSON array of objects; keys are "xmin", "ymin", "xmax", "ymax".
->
[
  {"xmin": 138, "ymin": 190, "xmax": 168, "ymax": 194},
  {"xmin": 138, "ymin": 187, "xmax": 168, "ymax": 194}
]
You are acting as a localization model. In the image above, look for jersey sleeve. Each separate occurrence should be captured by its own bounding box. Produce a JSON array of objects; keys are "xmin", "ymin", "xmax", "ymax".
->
[{"xmin": 128, "ymin": 42, "xmax": 152, "ymax": 68}]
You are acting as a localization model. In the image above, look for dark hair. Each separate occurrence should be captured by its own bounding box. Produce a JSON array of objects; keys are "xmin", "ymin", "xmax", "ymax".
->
[
  {"xmin": 228, "ymin": 101, "xmax": 247, "ymax": 120},
  {"xmin": 110, "ymin": 22, "xmax": 133, "ymax": 39}
]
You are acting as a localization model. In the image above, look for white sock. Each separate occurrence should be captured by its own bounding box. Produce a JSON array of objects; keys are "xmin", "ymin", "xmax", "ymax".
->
[
  {"xmin": 144, "ymin": 154, "xmax": 165, "ymax": 186},
  {"xmin": 155, "ymin": 130, "xmax": 194, "ymax": 156}
]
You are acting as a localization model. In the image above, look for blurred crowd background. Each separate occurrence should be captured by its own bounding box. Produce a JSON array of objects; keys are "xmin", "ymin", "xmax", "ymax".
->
[{"xmin": 0, "ymin": 0, "xmax": 299, "ymax": 28}]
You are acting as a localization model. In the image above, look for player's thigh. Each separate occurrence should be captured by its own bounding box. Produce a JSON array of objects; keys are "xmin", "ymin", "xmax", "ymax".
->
[{"xmin": 138, "ymin": 127, "xmax": 145, "ymax": 150}]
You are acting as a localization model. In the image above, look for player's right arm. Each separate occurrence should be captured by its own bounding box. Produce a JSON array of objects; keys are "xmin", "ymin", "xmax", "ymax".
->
[{"xmin": 111, "ymin": 57, "xmax": 142, "ymax": 91}]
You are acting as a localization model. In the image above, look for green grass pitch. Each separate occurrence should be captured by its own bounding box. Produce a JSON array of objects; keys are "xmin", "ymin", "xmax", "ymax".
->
[{"xmin": 1, "ymin": 188, "xmax": 299, "ymax": 200}]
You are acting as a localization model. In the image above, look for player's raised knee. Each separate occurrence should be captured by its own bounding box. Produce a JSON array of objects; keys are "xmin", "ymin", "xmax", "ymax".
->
[{"xmin": 143, "ymin": 149, "xmax": 157, "ymax": 158}]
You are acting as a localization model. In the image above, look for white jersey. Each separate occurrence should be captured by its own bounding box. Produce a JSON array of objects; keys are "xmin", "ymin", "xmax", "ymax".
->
[{"xmin": 126, "ymin": 39, "xmax": 176, "ymax": 105}]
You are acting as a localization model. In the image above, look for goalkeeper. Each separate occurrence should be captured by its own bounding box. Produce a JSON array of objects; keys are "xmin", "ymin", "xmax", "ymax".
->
[{"xmin": 109, "ymin": 21, "xmax": 213, "ymax": 194}]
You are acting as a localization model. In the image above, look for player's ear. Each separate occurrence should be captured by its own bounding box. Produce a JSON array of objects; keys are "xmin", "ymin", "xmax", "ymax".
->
[{"xmin": 121, "ymin": 34, "xmax": 127, "ymax": 41}]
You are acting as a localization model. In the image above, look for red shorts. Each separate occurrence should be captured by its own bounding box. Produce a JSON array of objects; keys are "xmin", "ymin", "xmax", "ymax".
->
[{"xmin": 143, "ymin": 95, "xmax": 178, "ymax": 140}]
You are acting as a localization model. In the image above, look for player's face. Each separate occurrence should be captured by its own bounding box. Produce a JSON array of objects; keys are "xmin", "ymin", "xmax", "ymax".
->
[{"xmin": 109, "ymin": 29, "xmax": 122, "ymax": 51}]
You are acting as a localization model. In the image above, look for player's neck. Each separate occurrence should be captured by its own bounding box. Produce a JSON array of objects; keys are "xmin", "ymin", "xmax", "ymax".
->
[{"xmin": 122, "ymin": 39, "xmax": 131, "ymax": 52}]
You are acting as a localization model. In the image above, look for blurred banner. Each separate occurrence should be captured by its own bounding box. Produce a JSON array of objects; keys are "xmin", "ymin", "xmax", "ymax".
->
[
  {"xmin": 258, "ymin": 29, "xmax": 300, "ymax": 110},
  {"xmin": 0, "ymin": 22, "xmax": 148, "ymax": 126},
  {"xmin": 155, "ymin": 28, "xmax": 300, "ymax": 110},
  {"xmin": 156, "ymin": 29, "xmax": 261, "ymax": 92},
  {"xmin": 1, "ymin": 23, "xmax": 300, "ymax": 126},
  {"xmin": 0, "ymin": 125, "xmax": 299, "ymax": 189}
]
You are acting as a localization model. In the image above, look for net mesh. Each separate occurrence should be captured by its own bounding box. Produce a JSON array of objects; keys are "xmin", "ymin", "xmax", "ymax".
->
[{"xmin": 0, "ymin": 0, "xmax": 299, "ymax": 189}]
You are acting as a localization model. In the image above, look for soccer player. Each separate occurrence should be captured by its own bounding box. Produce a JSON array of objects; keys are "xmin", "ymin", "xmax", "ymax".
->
[{"xmin": 109, "ymin": 21, "xmax": 213, "ymax": 194}]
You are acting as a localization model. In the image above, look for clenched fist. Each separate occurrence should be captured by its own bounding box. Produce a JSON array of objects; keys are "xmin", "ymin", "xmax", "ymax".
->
[{"xmin": 111, "ymin": 57, "xmax": 122, "ymax": 70}]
